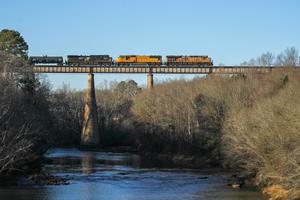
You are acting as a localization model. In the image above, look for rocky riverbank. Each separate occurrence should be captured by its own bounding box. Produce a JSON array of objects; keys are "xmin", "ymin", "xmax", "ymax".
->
[
  {"xmin": 26, "ymin": 172, "xmax": 69, "ymax": 185},
  {"xmin": 0, "ymin": 172, "xmax": 69, "ymax": 186}
]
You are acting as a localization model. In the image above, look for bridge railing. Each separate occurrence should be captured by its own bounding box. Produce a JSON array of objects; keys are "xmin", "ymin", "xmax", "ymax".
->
[{"xmin": 33, "ymin": 65, "xmax": 299, "ymax": 74}]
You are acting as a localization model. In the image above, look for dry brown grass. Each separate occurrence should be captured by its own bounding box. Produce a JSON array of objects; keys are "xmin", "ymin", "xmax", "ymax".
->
[
  {"xmin": 222, "ymin": 72, "xmax": 300, "ymax": 190},
  {"xmin": 263, "ymin": 185, "xmax": 290, "ymax": 200},
  {"xmin": 132, "ymin": 71, "xmax": 300, "ymax": 193}
]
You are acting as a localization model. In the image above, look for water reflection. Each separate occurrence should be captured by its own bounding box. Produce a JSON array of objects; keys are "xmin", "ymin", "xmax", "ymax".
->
[
  {"xmin": 81, "ymin": 153, "xmax": 94, "ymax": 174},
  {"xmin": 0, "ymin": 148, "xmax": 266, "ymax": 200}
]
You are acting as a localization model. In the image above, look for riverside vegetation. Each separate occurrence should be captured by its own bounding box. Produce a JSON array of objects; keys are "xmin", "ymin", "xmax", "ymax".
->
[{"xmin": 1, "ymin": 29, "xmax": 300, "ymax": 199}]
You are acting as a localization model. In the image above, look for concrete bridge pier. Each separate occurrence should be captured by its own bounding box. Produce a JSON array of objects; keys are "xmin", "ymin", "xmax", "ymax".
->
[
  {"xmin": 81, "ymin": 73, "xmax": 100, "ymax": 146},
  {"xmin": 147, "ymin": 73, "xmax": 153, "ymax": 90}
]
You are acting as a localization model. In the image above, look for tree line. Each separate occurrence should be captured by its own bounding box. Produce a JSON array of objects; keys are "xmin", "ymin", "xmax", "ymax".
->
[{"xmin": 241, "ymin": 47, "xmax": 299, "ymax": 66}]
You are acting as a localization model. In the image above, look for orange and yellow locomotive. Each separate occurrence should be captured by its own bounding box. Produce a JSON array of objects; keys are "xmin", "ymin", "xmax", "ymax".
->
[
  {"xmin": 166, "ymin": 55, "xmax": 213, "ymax": 65},
  {"xmin": 116, "ymin": 55, "xmax": 162, "ymax": 65}
]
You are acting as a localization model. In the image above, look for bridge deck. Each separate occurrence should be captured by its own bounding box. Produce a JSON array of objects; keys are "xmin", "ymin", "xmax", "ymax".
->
[{"xmin": 33, "ymin": 65, "xmax": 297, "ymax": 74}]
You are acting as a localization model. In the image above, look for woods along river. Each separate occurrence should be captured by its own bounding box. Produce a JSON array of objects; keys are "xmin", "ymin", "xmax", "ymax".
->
[{"xmin": 0, "ymin": 148, "xmax": 265, "ymax": 200}]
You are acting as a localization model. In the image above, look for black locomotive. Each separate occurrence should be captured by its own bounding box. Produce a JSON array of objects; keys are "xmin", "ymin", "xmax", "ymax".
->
[{"xmin": 67, "ymin": 55, "xmax": 113, "ymax": 65}]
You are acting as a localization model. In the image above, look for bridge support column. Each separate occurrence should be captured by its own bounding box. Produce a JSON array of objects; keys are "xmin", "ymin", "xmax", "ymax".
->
[
  {"xmin": 81, "ymin": 73, "xmax": 100, "ymax": 146},
  {"xmin": 147, "ymin": 73, "xmax": 153, "ymax": 90}
]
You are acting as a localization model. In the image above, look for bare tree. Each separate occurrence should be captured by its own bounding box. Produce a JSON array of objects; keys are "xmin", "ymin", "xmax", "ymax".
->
[
  {"xmin": 0, "ymin": 51, "xmax": 50, "ymax": 176},
  {"xmin": 257, "ymin": 52, "xmax": 274, "ymax": 66},
  {"xmin": 248, "ymin": 58, "xmax": 257, "ymax": 66},
  {"xmin": 275, "ymin": 47, "xmax": 299, "ymax": 66}
]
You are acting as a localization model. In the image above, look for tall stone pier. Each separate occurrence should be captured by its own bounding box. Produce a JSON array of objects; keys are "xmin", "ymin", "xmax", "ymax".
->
[
  {"xmin": 147, "ymin": 73, "xmax": 153, "ymax": 90},
  {"xmin": 81, "ymin": 73, "xmax": 100, "ymax": 146}
]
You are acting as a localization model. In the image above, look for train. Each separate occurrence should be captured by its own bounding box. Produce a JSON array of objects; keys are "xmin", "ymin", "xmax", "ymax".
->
[{"xmin": 28, "ymin": 55, "xmax": 213, "ymax": 66}]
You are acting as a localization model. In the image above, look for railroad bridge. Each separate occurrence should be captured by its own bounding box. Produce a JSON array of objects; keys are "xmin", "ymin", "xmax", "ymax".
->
[{"xmin": 33, "ymin": 65, "xmax": 297, "ymax": 146}]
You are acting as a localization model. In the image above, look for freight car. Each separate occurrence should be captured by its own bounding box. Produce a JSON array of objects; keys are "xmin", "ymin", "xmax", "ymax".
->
[
  {"xmin": 166, "ymin": 55, "xmax": 213, "ymax": 66},
  {"xmin": 29, "ymin": 56, "xmax": 63, "ymax": 65},
  {"xmin": 116, "ymin": 55, "xmax": 162, "ymax": 65},
  {"xmin": 67, "ymin": 55, "xmax": 113, "ymax": 65}
]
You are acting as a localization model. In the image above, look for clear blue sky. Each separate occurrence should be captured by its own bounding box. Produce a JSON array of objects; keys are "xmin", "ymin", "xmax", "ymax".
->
[{"xmin": 1, "ymin": 0, "xmax": 300, "ymax": 89}]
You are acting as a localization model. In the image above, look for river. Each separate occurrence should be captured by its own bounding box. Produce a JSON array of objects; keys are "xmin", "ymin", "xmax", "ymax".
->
[{"xmin": 0, "ymin": 148, "xmax": 265, "ymax": 200}]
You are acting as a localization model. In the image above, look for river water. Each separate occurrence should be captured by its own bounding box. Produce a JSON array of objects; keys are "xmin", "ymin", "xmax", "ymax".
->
[{"xmin": 0, "ymin": 148, "xmax": 265, "ymax": 200}]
